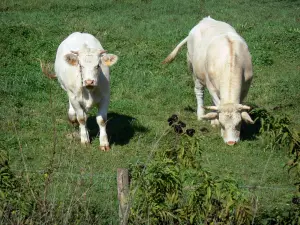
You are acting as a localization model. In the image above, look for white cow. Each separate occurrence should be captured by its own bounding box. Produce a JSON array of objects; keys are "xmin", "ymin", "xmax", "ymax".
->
[
  {"xmin": 163, "ymin": 17, "xmax": 254, "ymax": 145},
  {"xmin": 54, "ymin": 32, "xmax": 118, "ymax": 150}
]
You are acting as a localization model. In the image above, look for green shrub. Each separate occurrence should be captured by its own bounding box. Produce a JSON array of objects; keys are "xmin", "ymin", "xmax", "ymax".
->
[
  {"xmin": 250, "ymin": 108, "xmax": 300, "ymax": 184},
  {"xmin": 250, "ymin": 108, "xmax": 291, "ymax": 150},
  {"xmin": 250, "ymin": 108, "xmax": 300, "ymax": 224},
  {"xmin": 129, "ymin": 116, "xmax": 253, "ymax": 224}
]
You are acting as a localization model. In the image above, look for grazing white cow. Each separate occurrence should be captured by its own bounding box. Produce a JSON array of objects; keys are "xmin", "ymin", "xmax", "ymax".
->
[
  {"xmin": 54, "ymin": 32, "xmax": 118, "ymax": 150},
  {"xmin": 163, "ymin": 17, "xmax": 254, "ymax": 145}
]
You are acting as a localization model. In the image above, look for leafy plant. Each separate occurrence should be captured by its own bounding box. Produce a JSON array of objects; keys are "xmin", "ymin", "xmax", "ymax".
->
[
  {"xmin": 286, "ymin": 129, "xmax": 300, "ymax": 198},
  {"xmin": 250, "ymin": 108, "xmax": 291, "ymax": 150},
  {"xmin": 129, "ymin": 115, "xmax": 253, "ymax": 224},
  {"xmin": 256, "ymin": 206, "xmax": 300, "ymax": 225},
  {"xmin": 250, "ymin": 107, "xmax": 300, "ymax": 224},
  {"xmin": 250, "ymin": 108, "xmax": 300, "ymax": 181}
]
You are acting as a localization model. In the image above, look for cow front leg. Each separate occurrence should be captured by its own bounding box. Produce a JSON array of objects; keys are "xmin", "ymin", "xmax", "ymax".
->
[
  {"xmin": 194, "ymin": 78, "xmax": 205, "ymax": 120},
  {"xmin": 211, "ymin": 94, "xmax": 220, "ymax": 127},
  {"xmin": 68, "ymin": 100, "xmax": 78, "ymax": 124},
  {"xmin": 69, "ymin": 98, "xmax": 90, "ymax": 144},
  {"xmin": 77, "ymin": 110, "xmax": 90, "ymax": 144},
  {"xmin": 97, "ymin": 97, "xmax": 110, "ymax": 151}
]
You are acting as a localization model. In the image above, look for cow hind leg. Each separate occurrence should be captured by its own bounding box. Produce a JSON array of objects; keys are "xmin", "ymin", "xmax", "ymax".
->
[
  {"xmin": 187, "ymin": 53, "xmax": 193, "ymax": 73},
  {"xmin": 194, "ymin": 78, "xmax": 205, "ymax": 120},
  {"xmin": 97, "ymin": 97, "xmax": 110, "ymax": 151}
]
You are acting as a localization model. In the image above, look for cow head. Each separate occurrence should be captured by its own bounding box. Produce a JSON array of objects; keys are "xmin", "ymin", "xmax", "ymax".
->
[
  {"xmin": 202, "ymin": 103, "xmax": 254, "ymax": 145},
  {"xmin": 64, "ymin": 44, "xmax": 118, "ymax": 89}
]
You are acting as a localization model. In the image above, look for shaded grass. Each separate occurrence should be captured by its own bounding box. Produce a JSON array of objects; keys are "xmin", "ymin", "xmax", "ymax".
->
[{"xmin": 0, "ymin": 0, "xmax": 299, "ymax": 222}]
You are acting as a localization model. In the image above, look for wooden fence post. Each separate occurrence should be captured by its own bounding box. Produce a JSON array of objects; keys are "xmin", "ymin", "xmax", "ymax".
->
[{"xmin": 117, "ymin": 168, "xmax": 129, "ymax": 225}]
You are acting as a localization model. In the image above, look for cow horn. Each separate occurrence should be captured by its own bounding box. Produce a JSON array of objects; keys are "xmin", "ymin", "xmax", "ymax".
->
[
  {"xmin": 241, "ymin": 111, "xmax": 254, "ymax": 124},
  {"xmin": 204, "ymin": 106, "xmax": 219, "ymax": 111},
  {"xmin": 70, "ymin": 50, "xmax": 79, "ymax": 55},
  {"xmin": 99, "ymin": 49, "xmax": 107, "ymax": 55}
]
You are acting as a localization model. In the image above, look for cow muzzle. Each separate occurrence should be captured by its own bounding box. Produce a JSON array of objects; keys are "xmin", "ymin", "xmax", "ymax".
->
[
  {"xmin": 226, "ymin": 141, "xmax": 237, "ymax": 146},
  {"xmin": 84, "ymin": 79, "xmax": 96, "ymax": 89}
]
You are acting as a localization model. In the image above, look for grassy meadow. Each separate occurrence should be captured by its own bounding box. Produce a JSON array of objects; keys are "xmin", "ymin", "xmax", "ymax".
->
[{"xmin": 0, "ymin": 0, "xmax": 300, "ymax": 223}]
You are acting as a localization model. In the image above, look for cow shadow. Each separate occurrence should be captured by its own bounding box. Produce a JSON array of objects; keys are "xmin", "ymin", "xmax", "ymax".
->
[
  {"xmin": 86, "ymin": 112, "xmax": 148, "ymax": 146},
  {"xmin": 240, "ymin": 104, "xmax": 262, "ymax": 141}
]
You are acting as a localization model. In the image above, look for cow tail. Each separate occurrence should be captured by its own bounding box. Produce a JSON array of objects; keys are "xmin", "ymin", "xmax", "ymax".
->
[
  {"xmin": 38, "ymin": 59, "xmax": 57, "ymax": 79},
  {"xmin": 162, "ymin": 37, "xmax": 188, "ymax": 64}
]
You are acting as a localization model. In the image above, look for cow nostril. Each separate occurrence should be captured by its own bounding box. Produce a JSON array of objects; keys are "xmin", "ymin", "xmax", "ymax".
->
[
  {"xmin": 85, "ymin": 80, "xmax": 95, "ymax": 86},
  {"xmin": 226, "ymin": 141, "xmax": 236, "ymax": 146}
]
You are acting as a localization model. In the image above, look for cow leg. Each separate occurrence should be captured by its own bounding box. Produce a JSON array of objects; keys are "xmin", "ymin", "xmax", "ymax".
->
[
  {"xmin": 187, "ymin": 53, "xmax": 193, "ymax": 73},
  {"xmin": 69, "ymin": 98, "xmax": 90, "ymax": 144},
  {"xmin": 97, "ymin": 96, "xmax": 110, "ymax": 151},
  {"xmin": 77, "ymin": 110, "xmax": 89, "ymax": 144},
  {"xmin": 68, "ymin": 100, "xmax": 77, "ymax": 124},
  {"xmin": 211, "ymin": 96, "xmax": 220, "ymax": 127},
  {"xmin": 194, "ymin": 78, "xmax": 205, "ymax": 120}
]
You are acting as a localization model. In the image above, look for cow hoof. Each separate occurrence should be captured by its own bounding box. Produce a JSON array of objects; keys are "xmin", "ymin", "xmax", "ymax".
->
[
  {"xmin": 68, "ymin": 118, "xmax": 79, "ymax": 125},
  {"xmin": 99, "ymin": 146, "xmax": 110, "ymax": 151}
]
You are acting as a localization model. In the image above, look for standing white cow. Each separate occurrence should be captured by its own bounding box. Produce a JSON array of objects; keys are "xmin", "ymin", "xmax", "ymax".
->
[
  {"xmin": 54, "ymin": 32, "xmax": 118, "ymax": 150},
  {"xmin": 163, "ymin": 17, "xmax": 254, "ymax": 145}
]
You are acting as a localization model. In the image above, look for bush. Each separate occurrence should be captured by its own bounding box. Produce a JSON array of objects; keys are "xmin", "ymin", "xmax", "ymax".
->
[
  {"xmin": 250, "ymin": 108, "xmax": 300, "ymax": 185},
  {"xmin": 250, "ymin": 108, "xmax": 300, "ymax": 224},
  {"xmin": 129, "ymin": 116, "xmax": 253, "ymax": 224}
]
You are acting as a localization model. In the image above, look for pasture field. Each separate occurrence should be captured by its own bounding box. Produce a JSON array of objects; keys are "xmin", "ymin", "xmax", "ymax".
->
[{"xmin": 0, "ymin": 0, "xmax": 299, "ymax": 223}]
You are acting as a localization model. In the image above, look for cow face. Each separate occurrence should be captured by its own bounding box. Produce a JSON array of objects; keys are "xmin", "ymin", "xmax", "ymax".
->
[
  {"xmin": 64, "ymin": 44, "xmax": 118, "ymax": 89},
  {"xmin": 202, "ymin": 104, "xmax": 254, "ymax": 145}
]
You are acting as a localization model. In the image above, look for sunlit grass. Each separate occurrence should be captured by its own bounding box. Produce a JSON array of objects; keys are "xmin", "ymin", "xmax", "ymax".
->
[{"xmin": 0, "ymin": 0, "xmax": 299, "ymax": 223}]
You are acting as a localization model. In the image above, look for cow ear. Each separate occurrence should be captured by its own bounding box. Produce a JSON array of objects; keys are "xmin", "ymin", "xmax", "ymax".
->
[
  {"xmin": 101, "ymin": 54, "xmax": 118, "ymax": 67},
  {"xmin": 241, "ymin": 112, "xmax": 254, "ymax": 124},
  {"xmin": 65, "ymin": 53, "xmax": 78, "ymax": 66},
  {"xmin": 202, "ymin": 112, "xmax": 218, "ymax": 120}
]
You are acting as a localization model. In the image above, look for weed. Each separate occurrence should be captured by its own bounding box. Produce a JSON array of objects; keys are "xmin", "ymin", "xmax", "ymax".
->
[
  {"xmin": 250, "ymin": 107, "xmax": 300, "ymax": 224},
  {"xmin": 129, "ymin": 116, "xmax": 253, "ymax": 224},
  {"xmin": 250, "ymin": 108, "xmax": 291, "ymax": 150}
]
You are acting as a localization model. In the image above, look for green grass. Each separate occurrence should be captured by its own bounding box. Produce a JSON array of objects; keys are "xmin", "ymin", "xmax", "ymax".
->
[{"xmin": 0, "ymin": 0, "xmax": 299, "ymax": 223}]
